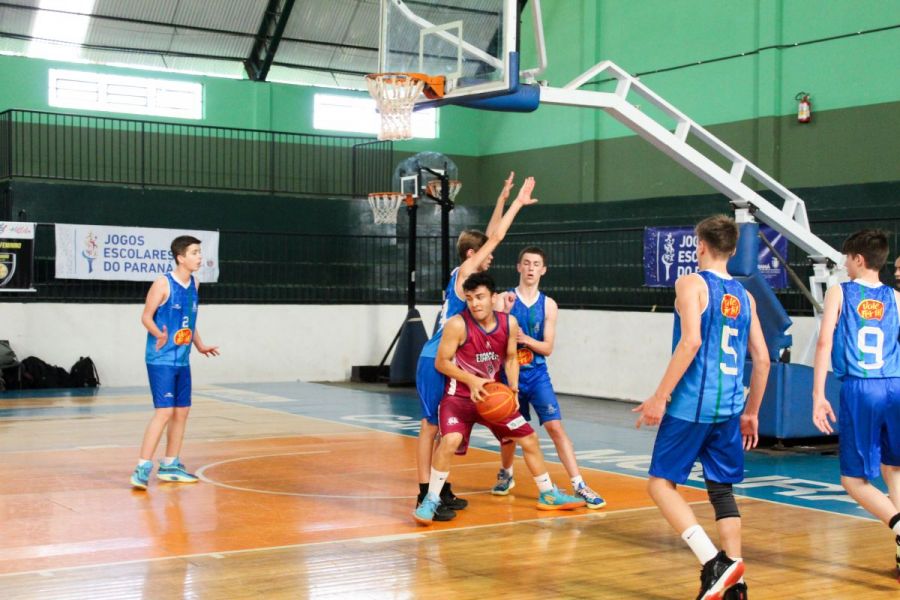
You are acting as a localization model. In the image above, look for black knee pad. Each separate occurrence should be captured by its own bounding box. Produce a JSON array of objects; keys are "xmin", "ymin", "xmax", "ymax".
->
[{"xmin": 706, "ymin": 480, "xmax": 740, "ymax": 520}]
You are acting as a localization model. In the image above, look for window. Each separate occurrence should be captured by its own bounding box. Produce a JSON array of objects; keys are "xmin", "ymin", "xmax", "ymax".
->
[
  {"xmin": 49, "ymin": 69, "xmax": 203, "ymax": 120},
  {"xmin": 313, "ymin": 93, "xmax": 437, "ymax": 138}
]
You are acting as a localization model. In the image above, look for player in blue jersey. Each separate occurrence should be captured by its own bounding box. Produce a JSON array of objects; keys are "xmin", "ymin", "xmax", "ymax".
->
[
  {"xmin": 489, "ymin": 247, "xmax": 606, "ymax": 508},
  {"xmin": 813, "ymin": 229, "xmax": 900, "ymax": 577},
  {"xmin": 414, "ymin": 174, "xmax": 537, "ymax": 520},
  {"xmin": 634, "ymin": 215, "xmax": 770, "ymax": 600},
  {"xmin": 130, "ymin": 235, "xmax": 219, "ymax": 490}
]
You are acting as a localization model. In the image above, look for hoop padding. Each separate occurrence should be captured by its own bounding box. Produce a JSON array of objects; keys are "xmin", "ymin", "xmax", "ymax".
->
[
  {"xmin": 368, "ymin": 192, "xmax": 405, "ymax": 225},
  {"xmin": 366, "ymin": 73, "xmax": 425, "ymax": 141},
  {"xmin": 426, "ymin": 179, "xmax": 462, "ymax": 201}
]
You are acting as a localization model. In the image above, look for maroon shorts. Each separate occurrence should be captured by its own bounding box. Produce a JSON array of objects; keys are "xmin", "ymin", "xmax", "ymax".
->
[{"xmin": 438, "ymin": 394, "xmax": 535, "ymax": 455}]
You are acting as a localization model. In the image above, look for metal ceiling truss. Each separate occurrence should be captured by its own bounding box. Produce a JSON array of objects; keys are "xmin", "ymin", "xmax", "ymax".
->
[{"xmin": 244, "ymin": 0, "xmax": 297, "ymax": 81}]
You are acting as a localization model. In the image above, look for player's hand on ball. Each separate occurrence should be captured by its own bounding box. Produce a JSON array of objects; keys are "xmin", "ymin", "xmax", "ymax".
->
[{"xmin": 469, "ymin": 378, "xmax": 492, "ymax": 402}]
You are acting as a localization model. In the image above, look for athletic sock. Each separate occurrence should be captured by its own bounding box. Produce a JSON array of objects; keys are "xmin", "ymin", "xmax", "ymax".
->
[
  {"xmin": 161, "ymin": 456, "xmax": 177, "ymax": 466},
  {"xmin": 533, "ymin": 472, "xmax": 553, "ymax": 493},
  {"xmin": 681, "ymin": 524, "xmax": 718, "ymax": 565},
  {"xmin": 571, "ymin": 475, "xmax": 584, "ymax": 489},
  {"xmin": 427, "ymin": 468, "xmax": 449, "ymax": 501},
  {"xmin": 890, "ymin": 512, "xmax": 900, "ymax": 535},
  {"xmin": 503, "ymin": 466, "xmax": 514, "ymax": 478},
  {"xmin": 137, "ymin": 459, "xmax": 152, "ymax": 468}
]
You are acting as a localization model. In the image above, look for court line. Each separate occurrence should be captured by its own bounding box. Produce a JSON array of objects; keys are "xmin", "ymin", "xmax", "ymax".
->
[{"xmin": 0, "ymin": 501, "xmax": 709, "ymax": 579}]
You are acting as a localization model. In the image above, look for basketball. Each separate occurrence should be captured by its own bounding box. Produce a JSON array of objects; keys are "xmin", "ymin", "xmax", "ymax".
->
[{"xmin": 476, "ymin": 381, "xmax": 517, "ymax": 423}]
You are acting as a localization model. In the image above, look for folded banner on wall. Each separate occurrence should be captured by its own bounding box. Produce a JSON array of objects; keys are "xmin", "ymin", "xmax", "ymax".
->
[
  {"xmin": 643, "ymin": 225, "xmax": 787, "ymax": 288},
  {"xmin": 0, "ymin": 222, "xmax": 36, "ymax": 292},
  {"xmin": 55, "ymin": 224, "xmax": 219, "ymax": 282}
]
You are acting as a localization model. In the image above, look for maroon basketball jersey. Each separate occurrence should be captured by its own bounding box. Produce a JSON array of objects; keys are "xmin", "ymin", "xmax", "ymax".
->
[{"xmin": 445, "ymin": 310, "xmax": 509, "ymax": 399}]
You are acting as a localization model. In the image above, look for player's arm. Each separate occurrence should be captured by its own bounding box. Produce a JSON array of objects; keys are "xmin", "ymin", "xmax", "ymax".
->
[
  {"xmin": 518, "ymin": 296, "xmax": 557, "ymax": 356},
  {"xmin": 633, "ymin": 273, "xmax": 705, "ymax": 428},
  {"xmin": 485, "ymin": 171, "xmax": 515, "ymax": 237},
  {"xmin": 741, "ymin": 293, "xmax": 770, "ymax": 449},
  {"xmin": 141, "ymin": 276, "xmax": 169, "ymax": 350},
  {"xmin": 812, "ymin": 285, "xmax": 842, "ymax": 434},
  {"xmin": 192, "ymin": 329, "xmax": 220, "ymax": 357},
  {"xmin": 455, "ymin": 178, "xmax": 538, "ymax": 294},
  {"xmin": 505, "ymin": 315, "xmax": 520, "ymax": 394},
  {"xmin": 435, "ymin": 316, "xmax": 491, "ymax": 401}
]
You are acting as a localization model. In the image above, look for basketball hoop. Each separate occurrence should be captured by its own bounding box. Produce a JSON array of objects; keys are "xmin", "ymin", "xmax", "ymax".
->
[
  {"xmin": 367, "ymin": 192, "xmax": 413, "ymax": 225},
  {"xmin": 425, "ymin": 179, "xmax": 462, "ymax": 202},
  {"xmin": 366, "ymin": 73, "xmax": 445, "ymax": 141}
]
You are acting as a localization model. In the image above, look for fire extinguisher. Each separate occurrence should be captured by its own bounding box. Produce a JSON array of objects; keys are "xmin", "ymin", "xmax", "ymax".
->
[{"xmin": 796, "ymin": 92, "xmax": 811, "ymax": 123}]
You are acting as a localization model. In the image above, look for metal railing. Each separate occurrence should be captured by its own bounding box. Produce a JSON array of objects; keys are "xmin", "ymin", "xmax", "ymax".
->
[{"xmin": 0, "ymin": 109, "xmax": 392, "ymax": 197}]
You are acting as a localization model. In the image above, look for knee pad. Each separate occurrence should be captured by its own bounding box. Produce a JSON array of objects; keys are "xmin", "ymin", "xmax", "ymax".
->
[{"xmin": 706, "ymin": 480, "xmax": 740, "ymax": 520}]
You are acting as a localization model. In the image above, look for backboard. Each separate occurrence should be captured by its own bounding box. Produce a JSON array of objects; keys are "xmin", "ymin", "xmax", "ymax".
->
[{"xmin": 378, "ymin": 0, "xmax": 519, "ymax": 108}]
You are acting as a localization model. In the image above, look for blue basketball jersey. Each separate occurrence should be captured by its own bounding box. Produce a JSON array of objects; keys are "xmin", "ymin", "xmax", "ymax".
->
[
  {"xmin": 145, "ymin": 273, "xmax": 199, "ymax": 367},
  {"xmin": 831, "ymin": 281, "xmax": 900, "ymax": 380},
  {"xmin": 419, "ymin": 268, "xmax": 467, "ymax": 359},
  {"xmin": 669, "ymin": 271, "xmax": 751, "ymax": 423},
  {"xmin": 509, "ymin": 289, "xmax": 547, "ymax": 371}
]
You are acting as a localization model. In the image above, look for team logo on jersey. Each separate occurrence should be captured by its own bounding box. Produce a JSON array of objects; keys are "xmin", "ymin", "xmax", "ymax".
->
[
  {"xmin": 721, "ymin": 294, "xmax": 741, "ymax": 318},
  {"xmin": 517, "ymin": 347, "xmax": 534, "ymax": 365},
  {"xmin": 173, "ymin": 328, "xmax": 193, "ymax": 345},
  {"xmin": 856, "ymin": 299, "xmax": 884, "ymax": 321}
]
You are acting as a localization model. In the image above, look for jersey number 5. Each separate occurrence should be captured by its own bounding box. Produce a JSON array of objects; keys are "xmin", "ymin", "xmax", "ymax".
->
[{"xmin": 720, "ymin": 326, "xmax": 739, "ymax": 375}]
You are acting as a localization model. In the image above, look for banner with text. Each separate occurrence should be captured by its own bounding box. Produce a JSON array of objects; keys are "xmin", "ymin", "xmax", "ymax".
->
[
  {"xmin": 643, "ymin": 225, "xmax": 787, "ymax": 288},
  {"xmin": 0, "ymin": 222, "xmax": 36, "ymax": 292},
  {"xmin": 55, "ymin": 224, "xmax": 219, "ymax": 282}
]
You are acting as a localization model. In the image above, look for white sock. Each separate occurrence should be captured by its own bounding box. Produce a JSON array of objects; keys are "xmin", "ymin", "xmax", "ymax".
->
[
  {"xmin": 162, "ymin": 456, "xmax": 177, "ymax": 466},
  {"xmin": 681, "ymin": 524, "xmax": 718, "ymax": 565},
  {"xmin": 503, "ymin": 466, "xmax": 514, "ymax": 478},
  {"xmin": 427, "ymin": 468, "xmax": 449, "ymax": 501},
  {"xmin": 892, "ymin": 520, "xmax": 900, "ymax": 536},
  {"xmin": 533, "ymin": 472, "xmax": 553, "ymax": 493},
  {"xmin": 137, "ymin": 459, "xmax": 152, "ymax": 468},
  {"xmin": 571, "ymin": 475, "xmax": 584, "ymax": 489}
]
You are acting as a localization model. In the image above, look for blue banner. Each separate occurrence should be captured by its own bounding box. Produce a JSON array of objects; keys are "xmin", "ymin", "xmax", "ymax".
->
[{"xmin": 643, "ymin": 225, "xmax": 788, "ymax": 288}]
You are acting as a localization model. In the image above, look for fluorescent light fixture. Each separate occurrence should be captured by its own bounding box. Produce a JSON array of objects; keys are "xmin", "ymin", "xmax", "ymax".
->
[
  {"xmin": 313, "ymin": 93, "xmax": 437, "ymax": 139},
  {"xmin": 29, "ymin": 0, "xmax": 96, "ymax": 61}
]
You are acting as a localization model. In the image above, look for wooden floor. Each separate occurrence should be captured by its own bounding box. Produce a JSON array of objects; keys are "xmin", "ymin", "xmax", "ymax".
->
[{"xmin": 0, "ymin": 385, "xmax": 898, "ymax": 599}]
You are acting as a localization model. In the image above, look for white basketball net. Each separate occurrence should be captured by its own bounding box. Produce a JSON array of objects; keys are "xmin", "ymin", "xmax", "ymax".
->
[
  {"xmin": 426, "ymin": 179, "xmax": 462, "ymax": 201},
  {"xmin": 366, "ymin": 73, "xmax": 425, "ymax": 141},
  {"xmin": 367, "ymin": 192, "xmax": 406, "ymax": 225}
]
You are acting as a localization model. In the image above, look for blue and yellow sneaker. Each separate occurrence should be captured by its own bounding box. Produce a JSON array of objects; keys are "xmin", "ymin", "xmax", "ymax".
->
[
  {"xmin": 414, "ymin": 494, "xmax": 450, "ymax": 525},
  {"xmin": 536, "ymin": 485, "xmax": 586, "ymax": 510},
  {"xmin": 575, "ymin": 482, "xmax": 606, "ymax": 509},
  {"xmin": 157, "ymin": 459, "xmax": 199, "ymax": 483},
  {"xmin": 130, "ymin": 462, "xmax": 152, "ymax": 490},
  {"xmin": 491, "ymin": 469, "xmax": 515, "ymax": 495}
]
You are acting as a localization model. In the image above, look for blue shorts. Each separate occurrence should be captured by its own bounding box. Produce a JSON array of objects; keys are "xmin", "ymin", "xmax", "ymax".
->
[
  {"xmin": 649, "ymin": 413, "xmax": 744, "ymax": 485},
  {"xmin": 416, "ymin": 354, "xmax": 445, "ymax": 425},
  {"xmin": 516, "ymin": 367, "xmax": 561, "ymax": 425},
  {"xmin": 838, "ymin": 377, "xmax": 900, "ymax": 480},
  {"xmin": 146, "ymin": 364, "xmax": 192, "ymax": 409}
]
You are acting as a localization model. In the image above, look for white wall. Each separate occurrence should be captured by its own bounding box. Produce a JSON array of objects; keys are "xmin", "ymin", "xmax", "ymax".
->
[{"xmin": 0, "ymin": 303, "xmax": 816, "ymax": 401}]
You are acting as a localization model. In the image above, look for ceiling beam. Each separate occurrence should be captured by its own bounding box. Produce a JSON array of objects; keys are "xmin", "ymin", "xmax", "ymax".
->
[{"xmin": 244, "ymin": 0, "xmax": 296, "ymax": 82}]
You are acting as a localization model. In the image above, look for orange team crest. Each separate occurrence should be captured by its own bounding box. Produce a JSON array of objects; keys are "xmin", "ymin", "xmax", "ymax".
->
[
  {"xmin": 856, "ymin": 299, "xmax": 884, "ymax": 321},
  {"xmin": 173, "ymin": 328, "xmax": 193, "ymax": 346},
  {"xmin": 517, "ymin": 347, "xmax": 534, "ymax": 365},
  {"xmin": 720, "ymin": 294, "xmax": 741, "ymax": 318}
]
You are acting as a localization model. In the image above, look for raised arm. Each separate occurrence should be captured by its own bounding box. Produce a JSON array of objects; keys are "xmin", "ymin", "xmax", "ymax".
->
[
  {"xmin": 505, "ymin": 315, "xmax": 520, "ymax": 393},
  {"xmin": 518, "ymin": 296, "xmax": 557, "ymax": 357},
  {"xmin": 741, "ymin": 293, "xmax": 770, "ymax": 449},
  {"xmin": 485, "ymin": 171, "xmax": 515, "ymax": 237},
  {"xmin": 812, "ymin": 285, "xmax": 842, "ymax": 434}
]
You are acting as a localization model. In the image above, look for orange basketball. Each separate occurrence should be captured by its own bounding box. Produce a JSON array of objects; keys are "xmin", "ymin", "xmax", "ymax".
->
[{"xmin": 476, "ymin": 381, "xmax": 517, "ymax": 423}]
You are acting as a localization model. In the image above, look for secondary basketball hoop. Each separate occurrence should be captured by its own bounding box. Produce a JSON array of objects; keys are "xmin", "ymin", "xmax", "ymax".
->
[
  {"xmin": 425, "ymin": 178, "xmax": 462, "ymax": 202},
  {"xmin": 366, "ymin": 73, "xmax": 445, "ymax": 141},
  {"xmin": 367, "ymin": 192, "xmax": 413, "ymax": 225}
]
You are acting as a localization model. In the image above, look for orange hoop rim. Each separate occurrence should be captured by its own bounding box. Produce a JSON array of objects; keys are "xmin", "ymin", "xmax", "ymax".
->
[
  {"xmin": 365, "ymin": 72, "xmax": 446, "ymax": 99},
  {"xmin": 425, "ymin": 179, "xmax": 462, "ymax": 200}
]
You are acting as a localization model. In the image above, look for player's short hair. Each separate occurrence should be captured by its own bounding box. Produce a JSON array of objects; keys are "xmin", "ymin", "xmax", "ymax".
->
[
  {"xmin": 171, "ymin": 235, "xmax": 201, "ymax": 263},
  {"xmin": 457, "ymin": 229, "xmax": 488, "ymax": 262},
  {"xmin": 842, "ymin": 229, "xmax": 889, "ymax": 271},
  {"xmin": 518, "ymin": 246, "xmax": 547, "ymax": 264},
  {"xmin": 695, "ymin": 215, "xmax": 738, "ymax": 258},
  {"xmin": 462, "ymin": 271, "xmax": 497, "ymax": 294}
]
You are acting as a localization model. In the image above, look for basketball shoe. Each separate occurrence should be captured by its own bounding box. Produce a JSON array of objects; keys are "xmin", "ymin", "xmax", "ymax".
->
[
  {"xmin": 441, "ymin": 482, "xmax": 468, "ymax": 510},
  {"xmin": 414, "ymin": 494, "xmax": 455, "ymax": 525},
  {"xmin": 157, "ymin": 459, "xmax": 199, "ymax": 483},
  {"xmin": 722, "ymin": 581, "xmax": 748, "ymax": 599},
  {"xmin": 130, "ymin": 462, "xmax": 152, "ymax": 490},
  {"xmin": 417, "ymin": 486, "xmax": 457, "ymax": 521},
  {"xmin": 491, "ymin": 469, "xmax": 515, "ymax": 495},
  {"xmin": 696, "ymin": 551, "xmax": 744, "ymax": 600},
  {"xmin": 574, "ymin": 482, "xmax": 606, "ymax": 508},
  {"xmin": 536, "ymin": 486, "xmax": 586, "ymax": 510}
]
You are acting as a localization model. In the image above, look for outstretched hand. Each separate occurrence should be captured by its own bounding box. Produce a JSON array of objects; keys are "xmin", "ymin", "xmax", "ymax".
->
[
  {"xmin": 197, "ymin": 344, "xmax": 220, "ymax": 357},
  {"xmin": 499, "ymin": 171, "xmax": 515, "ymax": 200},
  {"xmin": 514, "ymin": 176, "xmax": 538, "ymax": 206},
  {"xmin": 812, "ymin": 397, "xmax": 837, "ymax": 434},
  {"xmin": 632, "ymin": 395, "xmax": 666, "ymax": 429}
]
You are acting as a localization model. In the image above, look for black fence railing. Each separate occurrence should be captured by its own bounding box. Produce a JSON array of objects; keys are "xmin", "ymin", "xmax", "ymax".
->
[
  {"xmin": 4, "ymin": 218, "xmax": 899, "ymax": 312},
  {"xmin": 0, "ymin": 109, "xmax": 392, "ymax": 197}
]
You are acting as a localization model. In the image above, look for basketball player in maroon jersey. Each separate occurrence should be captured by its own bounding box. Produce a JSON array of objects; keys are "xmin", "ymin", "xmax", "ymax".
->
[{"xmin": 414, "ymin": 272, "xmax": 585, "ymax": 524}]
